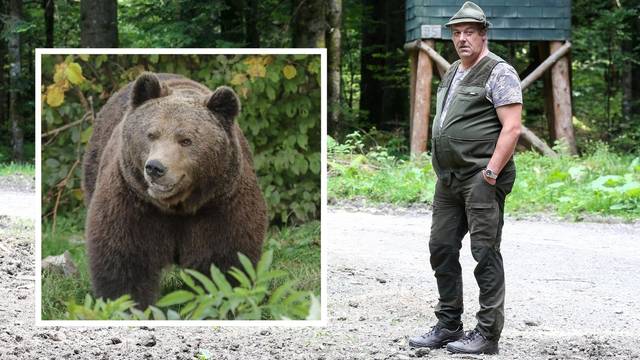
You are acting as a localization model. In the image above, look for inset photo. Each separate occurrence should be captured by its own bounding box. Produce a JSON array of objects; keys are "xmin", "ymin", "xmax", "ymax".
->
[{"xmin": 36, "ymin": 49, "xmax": 324, "ymax": 325}]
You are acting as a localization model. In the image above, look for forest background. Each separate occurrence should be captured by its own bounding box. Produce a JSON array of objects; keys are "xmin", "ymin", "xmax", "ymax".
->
[
  {"xmin": 0, "ymin": 0, "xmax": 637, "ymax": 232},
  {"xmin": 0, "ymin": 0, "xmax": 639, "ymax": 168}
]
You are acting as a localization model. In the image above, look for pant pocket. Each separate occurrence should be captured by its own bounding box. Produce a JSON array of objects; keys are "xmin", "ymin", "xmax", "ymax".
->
[{"xmin": 466, "ymin": 201, "xmax": 500, "ymax": 247}]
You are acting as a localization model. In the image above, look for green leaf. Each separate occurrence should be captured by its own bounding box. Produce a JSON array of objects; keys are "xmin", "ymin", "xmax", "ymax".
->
[
  {"xmin": 268, "ymin": 283, "xmax": 291, "ymax": 306},
  {"xmin": 180, "ymin": 271, "xmax": 204, "ymax": 295},
  {"xmin": 148, "ymin": 306, "xmax": 167, "ymax": 320},
  {"xmin": 185, "ymin": 269, "xmax": 217, "ymax": 294},
  {"xmin": 156, "ymin": 290, "xmax": 195, "ymax": 307},
  {"xmin": 179, "ymin": 300, "xmax": 198, "ymax": 317},
  {"xmin": 45, "ymin": 158, "xmax": 60, "ymax": 168},
  {"xmin": 266, "ymin": 85, "xmax": 276, "ymax": 101},
  {"xmin": 84, "ymin": 294, "xmax": 93, "ymax": 308},
  {"xmin": 255, "ymin": 269, "xmax": 287, "ymax": 285},
  {"xmin": 228, "ymin": 267, "xmax": 252, "ymax": 289},
  {"xmin": 130, "ymin": 307, "xmax": 147, "ymax": 320},
  {"xmin": 80, "ymin": 126, "xmax": 93, "ymax": 143},
  {"xmin": 267, "ymin": 67, "xmax": 280, "ymax": 83},
  {"xmin": 210, "ymin": 265, "xmax": 233, "ymax": 295},
  {"xmin": 256, "ymin": 250, "xmax": 273, "ymax": 278},
  {"xmin": 237, "ymin": 253, "xmax": 256, "ymax": 282},
  {"xmin": 190, "ymin": 302, "xmax": 209, "ymax": 320},
  {"xmin": 167, "ymin": 309, "xmax": 181, "ymax": 320},
  {"xmin": 283, "ymin": 291, "xmax": 309, "ymax": 307}
]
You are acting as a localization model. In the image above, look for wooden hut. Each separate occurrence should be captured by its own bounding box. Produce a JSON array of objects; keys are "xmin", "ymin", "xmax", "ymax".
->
[{"xmin": 405, "ymin": 0, "xmax": 575, "ymax": 156}]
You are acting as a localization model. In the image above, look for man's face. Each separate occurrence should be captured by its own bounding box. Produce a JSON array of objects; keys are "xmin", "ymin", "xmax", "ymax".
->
[{"xmin": 451, "ymin": 23, "xmax": 486, "ymax": 61}]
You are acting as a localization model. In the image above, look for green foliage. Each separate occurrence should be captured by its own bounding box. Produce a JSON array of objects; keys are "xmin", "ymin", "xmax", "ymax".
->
[
  {"xmin": 63, "ymin": 251, "xmax": 318, "ymax": 321},
  {"xmin": 117, "ymin": 0, "xmax": 296, "ymax": 48},
  {"xmin": 41, "ymin": 54, "xmax": 320, "ymax": 225},
  {"xmin": 118, "ymin": 1, "xmax": 226, "ymax": 47},
  {"xmin": 328, "ymin": 131, "xmax": 434, "ymax": 204},
  {"xmin": 329, "ymin": 133, "xmax": 640, "ymax": 219},
  {"xmin": 65, "ymin": 294, "xmax": 139, "ymax": 320},
  {"xmin": 571, "ymin": 1, "xmax": 639, "ymax": 152},
  {"xmin": 267, "ymin": 221, "xmax": 321, "ymax": 292},
  {"xmin": 42, "ymin": 215, "xmax": 320, "ymax": 320},
  {"xmin": 508, "ymin": 144, "xmax": 640, "ymax": 218},
  {"xmin": 0, "ymin": 162, "xmax": 34, "ymax": 177}
]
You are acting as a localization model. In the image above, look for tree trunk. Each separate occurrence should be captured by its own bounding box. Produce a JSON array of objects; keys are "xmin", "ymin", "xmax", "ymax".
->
[
  {"xmin": 327, "ymin": 0, "xmax": 341, "ymax": 135},
  {"xmin": 9, "ymin": 0, "xmax": 23, "ymax": 162},
  {"xmin": 292, "ymin": 0, "xmax": 326, "ymax": 48},
  {"xmin": 538, "ymin": 42, "xmax": 556, "ymax": 141},
  {"xmin": 410, "ymin": 40, "xmax": 433, "ymax": 156},
  {"xmin": 359, "ymin": 1, "xmax": 384, "ymax": 130},
  {"xmin": 44, "ymin": 0, "xmax": 54, "ymax": 47},
  {"xmin": 359, "ymin": 0, "xmax": 406, "ymax": 131},
  {"xmin": 245, "ymin": 0, "xmax": 259, "ymax": 47},
  {"xmin": 550, "ymin": 41, "xmax": 577, "ymax": 155},
  {"xmin": 80, "ymin": 0, "xmax": 118, "ymax": 47},
  {"xmin": 221, "ymin": 0, "xmax": 244, "ymax": 45}
]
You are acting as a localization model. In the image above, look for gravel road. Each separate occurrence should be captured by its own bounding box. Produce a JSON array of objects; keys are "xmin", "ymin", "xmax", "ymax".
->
[
  {"xmin": 1, "ymin": 191, "xmax": 640, "ymax": 359},
  {"xmin": 0, "ymin": 175, "xmax": 36, "ymax": 219}
]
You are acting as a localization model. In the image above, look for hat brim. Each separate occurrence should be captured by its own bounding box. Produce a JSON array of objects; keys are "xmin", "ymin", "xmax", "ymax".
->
[{"xmin": 445, "ymin": 18, "xmax": 491, "ymax": 27}]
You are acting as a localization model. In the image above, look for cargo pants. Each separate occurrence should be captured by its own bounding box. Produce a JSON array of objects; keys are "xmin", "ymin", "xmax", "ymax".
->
[{"xmin": 429, "ymin": 167, "xmax": 515, "ymax": 341}]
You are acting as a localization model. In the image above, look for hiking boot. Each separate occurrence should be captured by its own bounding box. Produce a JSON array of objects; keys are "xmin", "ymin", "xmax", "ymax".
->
[
  {"xmin": 409, "ymin": 324, "xmax": 464, "ymax": 349},
  {"xmin": 446, "ymin": 329, "xmax": 499, "ymax": 354}
]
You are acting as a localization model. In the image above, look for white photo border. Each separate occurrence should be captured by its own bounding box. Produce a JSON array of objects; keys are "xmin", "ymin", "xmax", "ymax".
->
[{"xmin": 35, "ymin": 48, "xmax": 327, "ymax": 327}]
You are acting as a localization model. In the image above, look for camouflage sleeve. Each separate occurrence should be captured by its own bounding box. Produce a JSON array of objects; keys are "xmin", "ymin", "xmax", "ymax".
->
[{"xmin": 485, "ymin": 62, "xmax": 522, "ymax": 107}]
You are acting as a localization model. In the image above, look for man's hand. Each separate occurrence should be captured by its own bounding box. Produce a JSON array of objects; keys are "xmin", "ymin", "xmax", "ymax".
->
[{"xmin": 482, "ymin": 169, "xmax": 497, "ymax": 185}]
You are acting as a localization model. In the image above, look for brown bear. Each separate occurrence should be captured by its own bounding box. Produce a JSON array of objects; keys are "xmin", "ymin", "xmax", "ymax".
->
[{"xmin": 82, "ymin": 72, "xmax": 267, "ymax": 309}]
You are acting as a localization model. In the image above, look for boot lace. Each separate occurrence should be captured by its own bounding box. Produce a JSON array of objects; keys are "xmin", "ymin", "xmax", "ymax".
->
[
  {"xmin": 424, "ymin": 325, "xmax": 442, "ymax": 337},
  {"xmin": 460, "ymin": 329, "xmax": 484, "ymax": 344}
]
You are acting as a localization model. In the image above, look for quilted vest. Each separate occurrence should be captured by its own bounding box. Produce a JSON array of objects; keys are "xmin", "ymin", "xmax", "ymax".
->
[{"xmin": 431, "ymin": 52, "xmax": 515, "ymax": 184}]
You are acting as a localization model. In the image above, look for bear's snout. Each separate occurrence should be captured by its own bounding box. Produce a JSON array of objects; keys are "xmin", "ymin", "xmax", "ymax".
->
[{"xmin": 145, "ymin": 159, "xmax": 167, "ymax": 179}]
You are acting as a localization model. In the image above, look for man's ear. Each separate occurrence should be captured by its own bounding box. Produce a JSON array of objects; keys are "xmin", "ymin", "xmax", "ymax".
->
[
  {"xmin": 206, "ymin": 86, "xmax": 241, "ymax": 131},
  {"xmin": 130, "ymin": 72, "xmax": 168, "ymax": 108}
]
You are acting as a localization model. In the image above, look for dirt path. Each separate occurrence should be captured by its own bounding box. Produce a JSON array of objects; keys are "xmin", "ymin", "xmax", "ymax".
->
[
  {"xmin": 0, "ymin": 175, "xmax": 36, "ymax": 219},
  {"xmin": 1, "ymin": 206, "xmax": 640, "ymax": 359},
  {"xmin": 0, "ymin": 191, "xmax": 36, "ymax": 219}
]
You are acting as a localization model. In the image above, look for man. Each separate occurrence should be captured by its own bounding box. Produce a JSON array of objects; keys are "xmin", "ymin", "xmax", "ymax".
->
[{"xmin": 409, "ymin": 1, "xmax": 522, "ymax": 355}]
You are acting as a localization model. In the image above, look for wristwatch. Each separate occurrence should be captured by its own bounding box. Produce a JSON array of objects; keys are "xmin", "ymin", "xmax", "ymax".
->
[{"xmin": 484, "ymin": 168, "xmax": 498, "ymax": 180}]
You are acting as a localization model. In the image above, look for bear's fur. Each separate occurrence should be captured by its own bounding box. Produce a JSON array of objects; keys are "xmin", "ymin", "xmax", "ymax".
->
[{"xmin": 82, "ymin": 72, "xmax": 267, "ymax": 309}]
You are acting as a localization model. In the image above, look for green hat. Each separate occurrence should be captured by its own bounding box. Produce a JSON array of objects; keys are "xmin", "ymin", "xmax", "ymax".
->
[{"xmin": 445, "ymin": 1, "xmax": 491, "ymax": 28}]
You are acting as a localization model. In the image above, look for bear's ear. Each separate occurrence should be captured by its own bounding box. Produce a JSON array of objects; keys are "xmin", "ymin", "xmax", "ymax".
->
[
  {"xmin": 130, "ymin": 72, "xmax": 166, "ymax": 108},
  {"xmin": 206, "ymin": 86, "xmax": 240, "ymax": 130}
]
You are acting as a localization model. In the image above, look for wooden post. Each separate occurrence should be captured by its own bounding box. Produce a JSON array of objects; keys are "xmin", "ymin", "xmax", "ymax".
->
[
  {"xmin": 521, "ymin": 41, "xmax": 571, "ymax": 91},
  {"xmin": 520, "ymin": 126, "xmax": 558, "ymax": 157},
  {"xmin": 550, "ymin": 41, "xmax": 577, "ymax": 155},
  {"xmin": 411, "ymin": 39, "xmax": 434, "ymax": 156},
  {"xmin": 539, "ymin": 42, "xmax": 556, "ymax": 141},
  {"xmin": 409, "ymin": 49, "xmax": 418, "ymax": 130}
]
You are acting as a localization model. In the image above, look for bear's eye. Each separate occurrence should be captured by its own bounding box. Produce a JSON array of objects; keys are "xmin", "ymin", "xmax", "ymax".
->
[
  {"xmin": 179, "ymin": 138, "xmax": 192, "ymax": 147},
  {"xmin": 147, "ymin": 132, "xmax": 158, "ymax": 140}
]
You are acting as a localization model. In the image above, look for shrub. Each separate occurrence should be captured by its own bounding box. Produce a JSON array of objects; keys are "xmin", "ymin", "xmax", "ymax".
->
[{"xmin": 63, "ymin": 250, "xmax": 318, "ymax": 320}]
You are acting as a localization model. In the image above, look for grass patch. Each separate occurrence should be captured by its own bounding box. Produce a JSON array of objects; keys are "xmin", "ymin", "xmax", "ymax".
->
[
  {"xmin": 41, "ymin": 214, "xmax": 320, "ymax": 320},
  {"xmin": 329, "ymin": 133, "xmax": 640, "ymax": 220},
  {"xmin": 267, "ymin": 221, "xmax": 321, "ymax": 292},
  {"xmin": 0, "ymin": 162, "xmax": 35, "ymax": 177}
]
